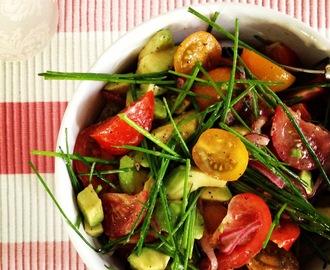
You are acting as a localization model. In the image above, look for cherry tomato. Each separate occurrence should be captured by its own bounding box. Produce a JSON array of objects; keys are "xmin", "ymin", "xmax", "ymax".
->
[
  {"xmin": 240, "ymin": 48, "xmax": 296, "ymax": 92},
  {"xmin": 271, "ymin": 105, "xmax": 330, "ymax": 170},
  {"xmin": 246, "ymin": 241, "xmax": 299, "ymax": 270},
  {"xmin": 91, "ymin": 91, "xmax": 154, "ymax": 155},
  {"xmin": 73, "ymin": 124, "xmax": 119, "ymax": 194},
  {"xmin": 100, "ymin": 189, "xmax": 148, "ymax": 240},
  {"xmin": 270, "ymin": 219, "xmax": 300, "ymax": 251},
  {"xmin": 200, "ymin": 200, "xmax": 227, "ymax": 234},
  {"xmin": 192, "ymin": 128, "xmax": 249, "ymax": 181},
  {"xmin": 192, "ymin": 67, "xmax": 236, "ymax": 111},
  {"xmin": 263, "ymin": 41, "xmax": 301, "ymax": 67},
  {"xmin": 174, "ymin": 31, "xmax": 222, "ymax": 75},
  {"xmin": 205, "ymin": 193, "xmax": 272, "ymax": 270}
]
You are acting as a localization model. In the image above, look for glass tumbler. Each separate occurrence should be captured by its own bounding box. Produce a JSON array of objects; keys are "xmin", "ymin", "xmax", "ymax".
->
[{"xmin": 0, "ymin": 0, "xmax": 58, "ymax": 62}]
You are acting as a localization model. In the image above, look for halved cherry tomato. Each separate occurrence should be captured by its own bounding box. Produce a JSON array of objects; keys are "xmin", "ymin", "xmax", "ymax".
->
[
  {"xmin": 271, "ymin": 105, "xmax": 330, "ymax": 170},
  {"xmin": 73, "ymin": 124, "xmax": 119, "ymax": 194},
  {"xmin": 174, "ymin": 31, "xmax": 222, "ymax": 74},
  {"xmin": 192, "ymin": 67, "xmax": 236, "ymax": 111},
  {"xmin": 200, "ymin": 200, "xmax": 227, "ymax": 234},
  {"xmin": 263, "ymin": 41, "xmax": 301, "ymax": 67},
  {"xmin": 100, "ymin": 189, "xmax": 148, "ymax": 240},
  {"xmin": 192, "ymin": 128, "xmax": 249, "ymax": 181},
  {"xmin": 240, "ymin": 48, "xmax": 296, "ymax": 92},
  {"xmin": 91, "ymin": 91, "xmax": 154, "ymax": 155},
  {"xmin": 246, "ymin": 241, "xmax": 299, "ymax": 270},
  {"xmin": 270, "ymin": 219, "xmax": 300, "ymax": 251},
  {"xmin": 203, "ymin": 193, "xmax": 272, "ymax": 270}
]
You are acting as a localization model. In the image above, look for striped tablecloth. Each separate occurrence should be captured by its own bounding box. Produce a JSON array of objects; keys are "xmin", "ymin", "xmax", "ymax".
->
[{"xmin": 1, "ymin": 0, "xmax": 329, "ymax": 269}]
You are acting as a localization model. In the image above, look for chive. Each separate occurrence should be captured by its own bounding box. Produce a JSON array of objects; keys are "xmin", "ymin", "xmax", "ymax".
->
[
  {"xmin": 118, "ymin": 113, "xmax": 181, "ymax": 157},
  {"xmin": 28, "ymin": 161, "xmax": 100, "ymax": 252}
]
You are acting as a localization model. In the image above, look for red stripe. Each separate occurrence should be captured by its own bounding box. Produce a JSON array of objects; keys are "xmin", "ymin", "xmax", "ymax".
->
[
  {"xmin": 0, "ymin": 241, "xmax": 86, "ymax": 270},
  {"xmin": 56, "ymin": 0, "xmax": 330, "ymax": 33},
  {"xmin": 0, "ymin": 102, "xmax": 67, "ymax": 174}
]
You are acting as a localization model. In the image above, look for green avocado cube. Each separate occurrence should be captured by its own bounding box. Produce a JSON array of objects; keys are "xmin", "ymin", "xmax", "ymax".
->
[
  {"xmin": 77, "ymin": 184, "xmax": 104, "ymax": 227},
  {"xmin": 84, "ymin": 219, "xmax": 103, "ymax": 237},
  {"xmin": 128, "ymin": 247, "xmax": 170, "ymax": 270}
]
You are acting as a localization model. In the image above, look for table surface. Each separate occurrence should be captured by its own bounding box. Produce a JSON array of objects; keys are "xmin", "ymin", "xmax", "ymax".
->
[{"xmin": 1, "ymin": 0, "xmax": 329, "ymax": 269}]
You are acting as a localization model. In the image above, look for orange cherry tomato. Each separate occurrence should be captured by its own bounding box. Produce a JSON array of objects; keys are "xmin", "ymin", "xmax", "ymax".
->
[
  {"xmin": 174, "ymin": 31, "xmax": 222, "ymax": 75},
  {"xmin": 240, "ymin": 48, "xmax": 295, "ymax": 92},
  {"xmin": 192, "ymin": 128, "xmax": 249, "ymax": 181},
  {"xmin": 192, "ymin": 67, "xmax": 236, "ymax": 111}
]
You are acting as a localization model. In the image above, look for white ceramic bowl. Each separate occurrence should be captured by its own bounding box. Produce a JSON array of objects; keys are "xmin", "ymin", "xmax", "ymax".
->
[{"xmin": 55, "ymin": 3, "xmax": 330, "ymax": 270}]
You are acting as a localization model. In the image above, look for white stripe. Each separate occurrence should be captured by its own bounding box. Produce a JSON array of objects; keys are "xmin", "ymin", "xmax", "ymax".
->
[
  {"xmin": 0, "ymin": 173, "xmax": 71, "ymax": 243},
  {"xmin": 0, "ymin": 31, "xmax": 125, "ymax": 103}
]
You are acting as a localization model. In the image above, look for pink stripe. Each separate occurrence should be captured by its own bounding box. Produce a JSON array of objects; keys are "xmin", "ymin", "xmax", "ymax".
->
[
  {"xmin": 56, "ymin": 0, "xmax": 330, "ymax": 33},
  {"xmin": 0, "ymin": 102, "xmax": 67, "ymax": 174},
  {"xmin": 0, "ymin": 241, "xmax": 86, "ymax": 270}
]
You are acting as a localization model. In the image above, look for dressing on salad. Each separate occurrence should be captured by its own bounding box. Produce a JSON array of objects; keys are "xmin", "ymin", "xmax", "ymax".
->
[{"xmin": 32, "ymin": 7, "xmax": 330, "ymax": 270}]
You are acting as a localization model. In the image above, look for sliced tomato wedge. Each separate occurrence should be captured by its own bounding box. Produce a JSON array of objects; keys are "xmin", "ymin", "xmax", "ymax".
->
[
  {"xmin": 100, "ymin": 189, "xmax": 148, "ymax": 240},
  {"xmin": 262, "ymin": 41, "xmax": 301, "ymax": 67},
  {"xmin": 270, "ymin": 219, "xmax": 300, "ymax": 251},
  {"xmin": 202, "ymin": 193, "xmax": 272, "ymax": 270},
  {"xmin": 91, "ymin": 91, "xmax": 154, "ymax": 155},
  {"xmin": 271, "ymin": 104, "xmax": 330, "ymax": 170},
  {"xmin": 73, "ymin": 124, "xmax": 119, "ymax": 194}
]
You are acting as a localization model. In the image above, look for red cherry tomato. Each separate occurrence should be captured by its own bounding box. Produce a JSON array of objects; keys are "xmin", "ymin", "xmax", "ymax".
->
[
  {"xmin": 91, "ymin": 91, "xmax": 154, "ymax": 155},
  {"xmin": 73, "ymin": 124, "xmax": 119, "ymax": 194},
  {"xmin": 271, "ymin": 105, "xmax": 330, "ymax": 170},
  {"xmin": 270, "ymin": 219, "xmax": 300, "ymax": 251},
  {"xmin": 263, "ymin": 41, "xmax": 301, "ymax": 67},
  {"xmin": 204, "ymin": 193, "xmax": 272, "ymax": 270},
  {"xmin": 100, "ymin": 190, "xmax": 148, "ymax": 240}
]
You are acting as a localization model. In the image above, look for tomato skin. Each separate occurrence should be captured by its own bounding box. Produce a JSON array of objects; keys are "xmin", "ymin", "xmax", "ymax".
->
[
  {"xmin": 240, "ymin": 48, "xmax": 295, "ymax": 92},
  {"xmin": 270, "ymin": 219, "xmax": 300, "ymax": 251},
  {"xmin": 271, "ymin": 105, "xmax": 330, "ymax": 170},
  {"xmin": 192, "ymin": 128, "xmax": 249, "ymax": 181},
  {"xmin": 263, "ymin": 42, "xmax": 301, "ymax": 67},
  {"xmin": 73, "ymin": 124, "xmax": 119, "ymax": 194},
  {"xmin": 202, "ymin": 193, "xmax": 272, "ymax": 270},
  {"xmin": 91, "ymin": 91, "xmax": 154, "ymax": 155},
  {"xmin": 192, "ymin": 67, "xmax": 235, "ymax": 111},
  {"xmin": 174, "ymin": 31, "xmax": 222, "ymax": 75},
  {"xmin": 100, "ymin": 190, "xmax": 148, "ymax": 240}
]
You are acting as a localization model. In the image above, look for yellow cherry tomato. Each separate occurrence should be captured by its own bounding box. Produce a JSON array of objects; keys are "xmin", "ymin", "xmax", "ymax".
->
[
  {"xmin": 192, "ymin": 128, "xmax": 248, "ymax": 181},
  {"xmin": 240, "ymin": 48, "xmax": 295, "ymax": 92},
  {"xmin": 174, "ymin": 31, "xmax": 222, "ymax": 75}
]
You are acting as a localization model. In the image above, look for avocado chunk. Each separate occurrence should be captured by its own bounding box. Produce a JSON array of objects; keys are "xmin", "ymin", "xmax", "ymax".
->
[
  {"xmin": 77, "ymin": 184, "xmax": 104, "ymax": 227},
  {"xmin": 136, "ymin": 46, "xmax": 177, "ymax": 74},
  {"xmin": 83, "ymin": 219, "xmax": 103, "ymax": 237},
  {"xmin": 164, "ymin": 165, "xmax": 227, "ymax": 200},
  {"xmin": 200, "ymin": 186, "xmax": 232, "ymax": 202},
  {"xmin": 119, "ymin": 155, "xmax": 149, "ymax": 194},
  {"xmin": 151, "ymin": 110, "xmax": 199, "ymax": 144},
  {"xmin": 138, "ymin": 29, "xmax": 175, "ymax": 60},
  {"xmin": 154, "ymin": 200, "xmax": 182, "ymax": 232},
  {"xmin": 128, "ymin": 247, "xmax": 170, "ymax": 270}
]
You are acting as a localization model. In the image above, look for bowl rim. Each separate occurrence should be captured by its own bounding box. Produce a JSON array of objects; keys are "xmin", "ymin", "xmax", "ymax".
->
[{"xmin": 54, "ymin": 2, "xmax": 330, "ymax": 269}]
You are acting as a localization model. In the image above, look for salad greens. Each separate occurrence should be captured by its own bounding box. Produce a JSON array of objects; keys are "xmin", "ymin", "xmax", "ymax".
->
[{"xmin": 31, "ymin": 7, "xmax": 330, "ymax": 270}]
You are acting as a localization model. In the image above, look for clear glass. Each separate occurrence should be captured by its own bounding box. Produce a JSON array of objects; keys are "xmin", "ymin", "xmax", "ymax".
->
[{"xmin": 0, "ymin": 0, "xmax": 58, "ymax": 62}]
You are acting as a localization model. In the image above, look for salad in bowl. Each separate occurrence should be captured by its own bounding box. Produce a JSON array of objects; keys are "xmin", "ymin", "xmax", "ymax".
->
[{"xmin": 32, "ymin": 3, "xmax": 330, "ymax": 270}]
